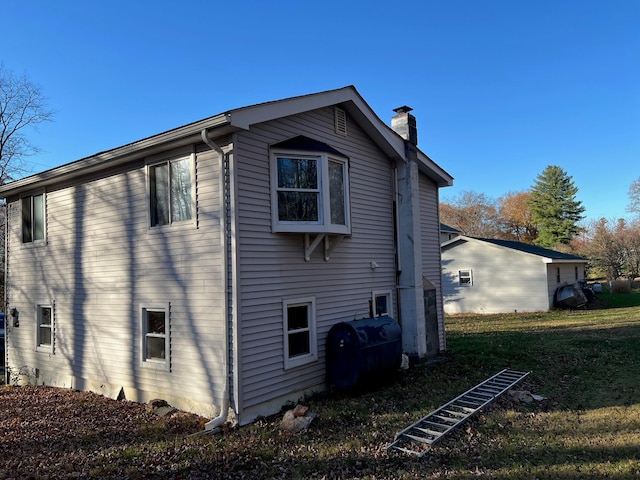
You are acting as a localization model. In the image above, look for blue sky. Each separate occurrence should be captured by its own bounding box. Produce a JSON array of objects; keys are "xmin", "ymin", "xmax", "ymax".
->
[{"xmin": 3, "ymin": 0, "xmax": 639, "ymax": 222}]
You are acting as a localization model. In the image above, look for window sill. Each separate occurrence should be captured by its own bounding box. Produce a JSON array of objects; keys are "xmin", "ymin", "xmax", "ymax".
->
[
  {"xmin": 284, "ymin": 352, "xmax": 318, "ymax": 370},
  {"xmin": 21, "ymin": 240, "xmax": 48, "ymax": 248},
  {"xmin": 273, "ymin": 223, "xmax": 350, "ymax": 235},
  {"xmin": 141, "ymin": 359, "xmax": 170, "ymax": 372},
  {"xmin": 147, "ymin": 220, "xmax": 197, "ymax": 234}
]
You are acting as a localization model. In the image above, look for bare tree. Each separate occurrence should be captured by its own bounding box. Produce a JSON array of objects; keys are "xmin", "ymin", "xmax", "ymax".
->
[
  {"xmin": 628, "ymin": 177, "xmax": 640, "ymax": 216},
  {"xmin": 440, "ymin": 190, "xmax": 500, "ymax": 238},
  {"xmin": 0, "ymin": 64, "xmax": 54, "ymax": 183}
]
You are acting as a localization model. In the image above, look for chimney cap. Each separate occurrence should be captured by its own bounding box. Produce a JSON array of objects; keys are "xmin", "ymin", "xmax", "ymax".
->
[{"xmin": 393, "ymin": 105, "xmax": 413, "ymax": 114}]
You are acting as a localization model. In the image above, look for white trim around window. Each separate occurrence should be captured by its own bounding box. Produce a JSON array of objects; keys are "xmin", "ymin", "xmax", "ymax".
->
[
  {"xmin": 458, "ymin": 269, "xmax": 473, "ymax": 286},
  {"xmin": 35, "ymin": 302, "xmax": 54, "ymax": 353},
  {"xmin": 270, "ymin": 150, "xmax": 351, "ymax": 235},
  {"xmin": 21, "ymin": 192, "xmax": 46, "ymax": 244},
  {"xmin": 372, "ymin": 290, "xmax": 393, "ymax": 317},
  {"xmin": 146, "ymin": 153, "xmax": 196, "ymax": 229},
  {"xmin": 283, "ymin": 297, "xmax": 318, "ymax": 369},
  {"xmin": 140, "ymin": 303, "xmax": 170, "ymax": 371}
]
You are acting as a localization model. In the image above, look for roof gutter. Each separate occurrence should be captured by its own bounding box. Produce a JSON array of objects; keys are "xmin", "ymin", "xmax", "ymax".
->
[
  {"xmin": 200, "ymin": 129, "xmax": 231, "ymax": 432},
  {"xmin": 0, "ymin": 113, "xmax": 232, "ymax": 197}
]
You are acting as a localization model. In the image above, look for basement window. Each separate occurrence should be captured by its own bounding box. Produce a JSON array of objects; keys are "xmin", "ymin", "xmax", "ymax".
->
[
  {"xmin": 283, "ymin": 297, "xmax": 317, "ymax": 369},
  {"xmin": 372, "ymin": 290, "xmax": 392, "ymax": 317},
  {"xmin": 35, "ymin": 304, "xmax": 54, "ymax": 352},
  {"xmin": 140, "ymin": 304, "xmax": 170, "ymax": 370},
  {"xmin": 270, "ymin": 136, "xmax": 350, "ymax": 235}
]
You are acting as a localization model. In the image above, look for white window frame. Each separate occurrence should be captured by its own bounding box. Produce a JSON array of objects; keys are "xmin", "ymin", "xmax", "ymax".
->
[
  {"xmin": 140, "ymin": 303, "xmax": 170, "ymax": 371},
  {"xmin": 458, "ymin": 269, "xmax": 473, "ymax": 286},
  {"xmin": 21, "ymin": 192, "xmax": 46, "ymax": 244},
  {"xmin": 372, "ymin": 290, "xmax": 393, "ymax": 317},
  {"xmin": 283, "ymin": 297, "xmax": 318, "ymax": 369},
  {"xmin": 35, "ymin": 303, "xmax": 54, "ymax": 353},
  {"xmin": 270, "ymin": 150, "xmax": 351, "ymax": 235},
  {"xmin": 147, "ymin": 153, "xmax": 195, "ymax": 229}
]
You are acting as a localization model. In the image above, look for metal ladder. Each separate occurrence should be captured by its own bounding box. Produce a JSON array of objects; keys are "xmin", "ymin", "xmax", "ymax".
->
[{"xmin": 387, "ymin": 368, "xmax": 530, "ymax": 457}]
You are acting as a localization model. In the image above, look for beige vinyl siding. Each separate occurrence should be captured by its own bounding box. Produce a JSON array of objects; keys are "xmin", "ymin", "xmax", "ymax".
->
[
  {"xmin": 441, "ymin": 242, "xmax": 550, "ymax": 314},
  {"xmin": 233, "ymin": 107, "xmax": 397, "ymax": 420},
  {"xmin": 546, "ymin": 263, "xmax": 586, "ymax": 304},
  {"xmin": 5, "ymin": 146, "xmax": 228, "ymax": 417},
  {"xmin": 419, "ymin": 174, "xmax": 446, "ymax": 352}
]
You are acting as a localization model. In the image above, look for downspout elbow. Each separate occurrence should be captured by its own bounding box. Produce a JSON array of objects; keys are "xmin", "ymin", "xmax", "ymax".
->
[{"xmin": 201, "ymin": 128, "xmax": 230, "ymax": 432}]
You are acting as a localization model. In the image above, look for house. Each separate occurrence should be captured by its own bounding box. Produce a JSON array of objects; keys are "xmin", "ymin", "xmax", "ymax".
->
[
  {"xmin": 441, "ymin": 236, "xmax": 588, "ymax": 314},
  {"xmin": 0, "ymin": 86, "xmax": 453, "ymax": 426},
  {"xmin": 440, "ymin": 223, "xmax": 461, "ymax": 243}
]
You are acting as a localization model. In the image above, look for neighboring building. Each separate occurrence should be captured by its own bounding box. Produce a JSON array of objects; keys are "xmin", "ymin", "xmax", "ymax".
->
[
  {"xmin": 440, "ymin": 223, "xmax": 461, "ymax": 243},
  {"xmin": 0, "ymin": 86, "xmax": 453, "ymax": 426},
  {"xmin": 441, "ymin": 236, "xmax": 588, "ymax": 314}
]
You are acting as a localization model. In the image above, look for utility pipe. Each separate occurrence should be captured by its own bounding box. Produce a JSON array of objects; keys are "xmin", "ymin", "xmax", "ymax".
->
[{"xmin": 201, "ymin": 128, "xmax": 230, "ymax": 432}]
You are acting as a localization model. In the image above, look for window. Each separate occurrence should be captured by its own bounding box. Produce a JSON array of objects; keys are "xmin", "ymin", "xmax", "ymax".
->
[
  {"xmin": 575, "ymin": 266, "xmax": 579, "ymax": 281},
  {"xmin": 140, "ymin": 304, "xmax": 170, "ymax": 370},
  {"xmin": 22, "ymin": 193, "xmax": 45, "ymax": 243},
  {"xmin": 556, "ymin": 267, "xmax": 561, "ymax": 283},
  {"xmin": 372, "ymin": 291, "xmax": 392, "ymax": 317},
  {"xmin": 149, "ymin": 155, "xmax": 193, "ymax": 227},
  {"xmin": 458, "ymin": 269, "xmax": 473, "ymax": 286},
  {"xmin": 283, "ymin": 297, "xmax": 317, "ymax": 369},
  {"xmin": 271, "ymin": 151, "xmax": 350, "ymax": 234},
  {"xmin": 36, "ymin": 304, "xmax": 53, "ymax": 352}
]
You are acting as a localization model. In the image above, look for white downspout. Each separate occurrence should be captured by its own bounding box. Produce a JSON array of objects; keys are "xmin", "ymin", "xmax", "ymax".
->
[{"xmin": 201, "ymin": 128, "xmax": 230, "ymax": 431}]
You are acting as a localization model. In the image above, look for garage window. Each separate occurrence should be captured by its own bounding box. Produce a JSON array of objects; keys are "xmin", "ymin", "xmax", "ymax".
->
[{"xmin": 459, "ymin": 269, "xmax": 473, "ymax": 286}]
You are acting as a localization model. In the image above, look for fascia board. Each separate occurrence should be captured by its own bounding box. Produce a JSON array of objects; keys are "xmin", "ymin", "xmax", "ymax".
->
[
  {"xmin": 441, "ymin": 235, "xmax": 470, "ymax": 249},
  {"xmin": 0, "ymin": 113, "xmax": 231, "ymax": 196},
  {"xmin": 417, "ymin": 151, "xmax": 454, "ymax": 187},
  {"xmin": 0, "ymin": 85, "xmax": 452, "ymax": 196},
  {"xmin": 229, "ymin": 85, "xmax": 407, "ymax": 162},
  {"xmin": 541, "ymin": 258, "xmax": 589, "ymax": 264},
  {"xmin": 453, "ymin": 236, "xmax": 587, "ymax": 263}
]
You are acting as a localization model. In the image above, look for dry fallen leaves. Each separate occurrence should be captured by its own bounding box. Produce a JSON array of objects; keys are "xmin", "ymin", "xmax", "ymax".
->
[{"xmin": 0, "ymin": 385, "xmax": 207, "ymax": 479}]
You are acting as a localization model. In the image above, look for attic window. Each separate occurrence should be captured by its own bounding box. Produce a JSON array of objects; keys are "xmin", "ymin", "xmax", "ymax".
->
[
  {"xmin": 270, "ymin": 136, "xmax": 351, "ymax": 235},
  {"xmin": 335, "ymin": 107, "xmax": 347, "ymax": 136}
]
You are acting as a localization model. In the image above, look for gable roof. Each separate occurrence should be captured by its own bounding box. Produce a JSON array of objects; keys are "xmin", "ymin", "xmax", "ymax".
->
[
  {"xmin": 441, "ymin": 236, "xmax": 588, "ymax": 263},
  {"xmin": 440, "ymin": 223, "xmax": 461, "ymax": 234},
  {"xmin": 0, "ymin": 86, "xmax": 453, "ymax": 197}
]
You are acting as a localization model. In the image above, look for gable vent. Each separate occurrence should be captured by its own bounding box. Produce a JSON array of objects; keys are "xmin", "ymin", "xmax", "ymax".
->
[{"xmin": 335, "ymin": 107, "xmax": 347, "ymax": 136}]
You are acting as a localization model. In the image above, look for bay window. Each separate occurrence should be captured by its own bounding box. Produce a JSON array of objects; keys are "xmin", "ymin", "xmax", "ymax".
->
[{"xmin": 271, "ymin": 141, "xmax": 350, "ymax": 234}]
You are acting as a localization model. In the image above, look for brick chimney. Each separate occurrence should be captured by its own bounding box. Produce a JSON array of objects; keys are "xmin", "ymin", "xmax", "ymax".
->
[{"xmin": 391, "ymin": 106, "xmax": 418, "ymax": 146}]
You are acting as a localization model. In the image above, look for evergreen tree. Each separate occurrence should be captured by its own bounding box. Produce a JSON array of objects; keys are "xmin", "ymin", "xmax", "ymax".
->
[{"xmin": 529, "ymin": 165, "xmax": 585, "ymax": 248}]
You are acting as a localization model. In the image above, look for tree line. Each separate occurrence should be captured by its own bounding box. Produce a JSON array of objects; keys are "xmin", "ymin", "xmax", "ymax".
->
[{"xmin": 440, "ymin": 165, "xmax": 640, "ymax": 282}]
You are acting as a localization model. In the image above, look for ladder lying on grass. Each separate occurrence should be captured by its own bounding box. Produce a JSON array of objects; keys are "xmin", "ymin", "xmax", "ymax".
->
[{"xmin": 387, "ymin": 368, "xmax": 530, "ymax": 457}]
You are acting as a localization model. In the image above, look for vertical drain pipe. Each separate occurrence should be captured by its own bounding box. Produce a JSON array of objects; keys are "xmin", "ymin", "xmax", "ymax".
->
[{"xmin": 201, "ymin": 128, "xmax": 230, "ymax": 431}]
